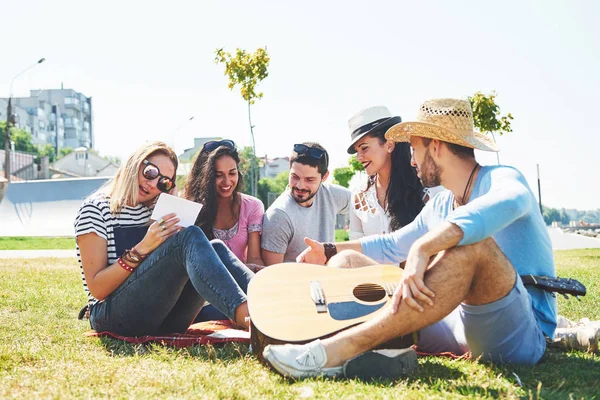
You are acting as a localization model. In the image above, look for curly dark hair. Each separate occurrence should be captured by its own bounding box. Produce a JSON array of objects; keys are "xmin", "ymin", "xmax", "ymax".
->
[
  {"xmin": 183, "ymin": 145, "xmax": 243, "ymax": 240},
  {"xmin": 365, "ymin": 134, "xmax": 425, "ymax": 231}
]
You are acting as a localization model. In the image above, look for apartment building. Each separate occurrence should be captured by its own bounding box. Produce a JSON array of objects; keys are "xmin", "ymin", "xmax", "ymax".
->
[{"xmin": 0, "ymin": 88, "xmax": 93, "ymax": 151}]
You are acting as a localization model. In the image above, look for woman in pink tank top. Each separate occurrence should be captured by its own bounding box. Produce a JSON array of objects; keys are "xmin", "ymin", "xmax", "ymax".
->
[{"xmin": 183, "ymin": 140, "xmax": 265, "ymax": 270}]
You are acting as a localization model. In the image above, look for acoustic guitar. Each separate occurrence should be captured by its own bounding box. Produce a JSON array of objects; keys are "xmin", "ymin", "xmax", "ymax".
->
[{"xmin": 248, "ymin": 263, "xmax": 415, "ymax": 361}]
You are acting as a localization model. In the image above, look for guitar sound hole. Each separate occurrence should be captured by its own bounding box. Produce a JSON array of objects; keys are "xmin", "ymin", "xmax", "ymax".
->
[{"xmin": 353, "ymin": 284, "xmax": 386, "ymax": 302}]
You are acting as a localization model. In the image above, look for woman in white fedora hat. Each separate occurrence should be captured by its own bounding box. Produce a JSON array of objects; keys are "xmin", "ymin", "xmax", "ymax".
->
[{"xmin": 347, "ymin": 106, "xmax": 435, "ymax": 239}]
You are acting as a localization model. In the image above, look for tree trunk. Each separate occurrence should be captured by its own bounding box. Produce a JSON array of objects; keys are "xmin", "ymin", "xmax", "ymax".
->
[{"xmin": 247, "ymin": 100, "xmax": 257, "ymax": 196}]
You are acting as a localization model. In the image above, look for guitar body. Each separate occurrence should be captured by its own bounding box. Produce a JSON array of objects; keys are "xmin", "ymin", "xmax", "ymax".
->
[{"xmin": 248, "ymin": 263, "xmax": 414, "ymax": 361}]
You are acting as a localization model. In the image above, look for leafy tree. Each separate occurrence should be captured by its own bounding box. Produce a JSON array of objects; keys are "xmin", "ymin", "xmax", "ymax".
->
[
  {"xmin": 468, "ymin": 91, "xmax": 514, "ymax": 164},
  {"xmin": 257, "ymin": 171, "xmax": 288, "ymax": 208},
  {"xmin": 37, "ymin": 144, "xmax": 56, "ymax": 163},
  {"xmin": 59, "ymin": 147, "xmax": 74, "ymax": 158},
  {"xmin": 332, "ymin": 167, "xmax": 354, "ymax": 188},
  {"xmin": 104, "ymin": 155, "xmax": 122, "ymax": 166},
  {"xmin": 349, "ymin": 155, "xmax": 364, "ymax": 173},
  {"xmin": 176, "ymin": 173, "xmax": 188, "ymax": 194},
  {"xmin": 238, "ymin": 146, "xmax": 262, "ymax": 193},
  {"xmin": 559, "ymin": 208, "xmax": 570, "ymax": 225},
  {"xmin": 542, "ymin": 206, "xmax": 561, "ymax": 225},
  {"xmin": 0, "ymin": 122, "xmax": 36, "ymax": 153},
  {"xmin": 334, "ymin": 155, "xmax": 366, "ymax": 188},
  {"xmin": 214, "ymin": 47, "xmax": 270, "ymax": 197}
]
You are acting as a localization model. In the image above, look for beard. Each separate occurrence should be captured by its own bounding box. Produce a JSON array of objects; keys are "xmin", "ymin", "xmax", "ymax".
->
[
  {"xmin": 419, "ymin": 148, "xmax": 442, "ymax": 188},
  {"xmin": 291, "ymin": 185, "xmax": 319, "ymax": 204}
]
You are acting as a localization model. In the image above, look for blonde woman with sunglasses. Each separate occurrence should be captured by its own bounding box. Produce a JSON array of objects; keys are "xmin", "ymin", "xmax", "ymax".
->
[{"xmin": 75, "ymin": 141, "xmax": 252, "ymax": 335}]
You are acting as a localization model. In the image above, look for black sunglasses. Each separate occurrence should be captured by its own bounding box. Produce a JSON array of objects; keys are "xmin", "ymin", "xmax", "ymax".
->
[
  {"xmin": 142, "ymin": 159, "xmax": 175, "ymax": 193},
  {"xmin": 203, "ymin": 139, "xmax": 236, "ymax": 153},
  {"xmin": 293, "ymin": 144, "xmax": 326, "ymax": 160}
]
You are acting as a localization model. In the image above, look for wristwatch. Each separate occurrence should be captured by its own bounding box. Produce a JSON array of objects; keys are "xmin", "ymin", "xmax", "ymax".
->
[{"xmin": 323, "ymin": 242, "xmax": 338, "ymax": 263}]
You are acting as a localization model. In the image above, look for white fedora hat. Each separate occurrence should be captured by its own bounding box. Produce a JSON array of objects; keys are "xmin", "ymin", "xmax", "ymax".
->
[
  {"xmin": 385, "ymin": 98, "xmax": 498, "ymax": 152},
  {"xmin": 346, "ymin": 106, "xmax": 402, "ymax": 154}
]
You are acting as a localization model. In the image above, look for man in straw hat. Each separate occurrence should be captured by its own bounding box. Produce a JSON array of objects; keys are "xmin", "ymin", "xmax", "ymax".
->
[{"xmin": 262, "ymin": 98, "xmax": 556, "ymax": 378}]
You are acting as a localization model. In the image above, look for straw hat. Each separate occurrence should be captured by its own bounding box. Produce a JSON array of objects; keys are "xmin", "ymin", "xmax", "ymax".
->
[
  {"xmin": 385, "ymin": 98, "xmax": 498, "ymax": 152},
  {"xmin": 346, "ymin": 106, "xmax": 402, "ymax": 154}
]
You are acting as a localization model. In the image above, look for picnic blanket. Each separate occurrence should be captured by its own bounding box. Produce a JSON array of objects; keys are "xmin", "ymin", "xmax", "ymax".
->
[
  {"xmin": 84, "ymin": 320, "xmax": 250, "ymax": 348},
  {"xmin": 85, "ymin": 320, "xmax": 468, "ymax": 359}
]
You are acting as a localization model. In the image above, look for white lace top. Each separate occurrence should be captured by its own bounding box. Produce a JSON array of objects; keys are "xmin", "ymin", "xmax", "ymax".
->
[
  {"xmin": 349, "ymin": 184, "xmax": 391, "ymax": 240},
  {"xmin": 349, "ymin": 183, "xmax": 445, "ymax": 240}
]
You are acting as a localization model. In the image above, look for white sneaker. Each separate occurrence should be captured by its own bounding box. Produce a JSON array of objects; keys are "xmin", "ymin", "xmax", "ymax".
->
[
  {"xmin": 551, "ymin": 320, "xmax": 600, "ymax": 353},
  {"xmin": 262, "ymin": 340, "xmax": 344, "ymax": 378}
]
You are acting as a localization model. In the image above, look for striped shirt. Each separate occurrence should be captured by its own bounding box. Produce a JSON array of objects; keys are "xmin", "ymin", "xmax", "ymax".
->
[{"xmin": 74, "ymin": 193, "xmax": 152, "ymax": 306}]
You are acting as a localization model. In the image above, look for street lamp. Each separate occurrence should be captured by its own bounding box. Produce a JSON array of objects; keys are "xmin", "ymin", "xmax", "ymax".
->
[
  {"xmin": 4, "ymin": 57, "xmax": 45, "ymax": 182},
  {"xmin": 170, "ymin": 116, "xmax": 195, "ymax": 149}
]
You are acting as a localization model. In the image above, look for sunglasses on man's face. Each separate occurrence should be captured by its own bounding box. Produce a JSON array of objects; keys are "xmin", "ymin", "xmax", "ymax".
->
[
  {"xmin": 142, "ymin": 160, "xmax": 175, "ymax": 193},
  {"xmin": 293, "ymin": 144, "xmax": 326, "ymax": 160},
  {"xmin": 203, "ymin": 139, "xmax": 236, "ymax": 153}
]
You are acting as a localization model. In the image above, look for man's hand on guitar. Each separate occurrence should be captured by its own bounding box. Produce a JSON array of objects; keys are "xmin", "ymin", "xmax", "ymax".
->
[
  {"xmin": 391, "ymin": 246, "xmax": 435, "ymax": 314},
  {"xmin": 296, "ymin": 238, "xmax": 327, "ymax": 265}
]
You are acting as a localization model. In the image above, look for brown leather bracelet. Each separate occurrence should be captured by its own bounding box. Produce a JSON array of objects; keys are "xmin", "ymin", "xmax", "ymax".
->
[
  {"xmin": 323, "ymin": 242, "xmax": 338, "ymax": 263},
  {"xmin": 131, "ymin": 247, "xmax": 147, "ymax": 260},
  {"xmin": 122, "ymin": 249, "xmax": 142, "ymax": 264}
]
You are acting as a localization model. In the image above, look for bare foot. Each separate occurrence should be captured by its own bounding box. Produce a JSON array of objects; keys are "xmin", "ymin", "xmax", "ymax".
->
[{"xmin": 233, "ymin": 302, "xmax": 250, "ymax": 330}]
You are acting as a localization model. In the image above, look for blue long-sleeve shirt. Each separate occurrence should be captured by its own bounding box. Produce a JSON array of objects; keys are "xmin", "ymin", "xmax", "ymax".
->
[{"xmin": 360, "ymin": 165, "xmax": 557, "ymax": 338}]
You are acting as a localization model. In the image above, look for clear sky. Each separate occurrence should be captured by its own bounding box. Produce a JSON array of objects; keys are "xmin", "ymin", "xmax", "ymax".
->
[{"xmin": 2, "ymin": 0, "xmax": 598, "ymax": 209}]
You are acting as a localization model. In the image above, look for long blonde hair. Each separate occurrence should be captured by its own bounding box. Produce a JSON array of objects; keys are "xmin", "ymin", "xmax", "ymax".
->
[{"xmin": 98, "ymin": 141, "xmax": 178, "ymax": 214}]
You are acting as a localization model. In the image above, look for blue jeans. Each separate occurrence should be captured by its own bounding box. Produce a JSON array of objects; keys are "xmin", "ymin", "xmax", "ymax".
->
[{"xmin": 90, "ymin": 226, "xmax": 253, "ymax": 336}]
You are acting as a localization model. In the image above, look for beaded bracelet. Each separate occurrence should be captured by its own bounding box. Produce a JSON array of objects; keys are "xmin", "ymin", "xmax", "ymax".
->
[{"xmin": 117, "ymin": 257, "xmax": 135, "ymax": 273}]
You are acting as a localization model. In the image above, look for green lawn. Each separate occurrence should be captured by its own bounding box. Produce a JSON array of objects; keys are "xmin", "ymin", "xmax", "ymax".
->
[
  {"xmin": 0, "ymin": 236, "xmax": 75, "ymax": 250},
  {"xmin": 0, "ymin": 250, "xmax": 599, "ymax": 399},
  {"xmin": 335, "ymin": 229, "xmax": 349, "ymax": 242}
]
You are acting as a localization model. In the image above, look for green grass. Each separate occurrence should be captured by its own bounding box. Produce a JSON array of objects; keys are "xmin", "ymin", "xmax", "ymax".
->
[
  {"xmin": 335, "ymin": 229, "xmax": 349, "ymax": 242},
  {"xmin": 0, "ymin": 236, "xmax": 75, "ymax": 250},
  {"xmin": 0, "ymin": 250, "xmax": 599, "ymax": 399}
]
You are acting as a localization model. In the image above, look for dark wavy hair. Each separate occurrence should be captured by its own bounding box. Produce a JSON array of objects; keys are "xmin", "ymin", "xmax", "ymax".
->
[
  {"xmin": 365, "ymin": 133, "xmax": 425, "ymax": 231},
  {"xmin": 183, "ymin": 145, "xmax": 243, "ymax": 239}
]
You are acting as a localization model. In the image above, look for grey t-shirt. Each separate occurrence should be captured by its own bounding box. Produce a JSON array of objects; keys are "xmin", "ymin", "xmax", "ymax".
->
[{"xmin": 261, "ymin": 183, "xmax": 351, "ymax": 262}]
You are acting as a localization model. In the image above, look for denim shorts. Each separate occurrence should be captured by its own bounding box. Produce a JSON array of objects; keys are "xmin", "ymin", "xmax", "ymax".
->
[{"xmin": 418, "ymin": 275, "xmax": 546, "ymax": 364}]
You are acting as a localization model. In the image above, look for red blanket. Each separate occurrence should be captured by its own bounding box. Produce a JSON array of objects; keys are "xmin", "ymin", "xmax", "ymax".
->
[
  {"xmin": 85, "ymin": 320, "xmax": 467, "ymax": 359},
  {"xmin": 84, "ymin": 320, "xmax": 250, "ymax": 348}
]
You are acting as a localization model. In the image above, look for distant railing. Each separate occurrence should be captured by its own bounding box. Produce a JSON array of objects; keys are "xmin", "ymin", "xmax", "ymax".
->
[{"xmin": 0, "ymin": 149, "xmax": 39, "ymax": 181}]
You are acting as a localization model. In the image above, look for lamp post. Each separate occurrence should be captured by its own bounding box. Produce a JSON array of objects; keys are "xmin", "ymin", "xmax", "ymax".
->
[
  {"xmin": 537, "ymin": 164, "xmax": 543, "ymax": 215},
  {"xmin": 4, "ymin": 58, "xmax": 45, "ymax": 182},
  {"xmin": 170, "ymin": 116, "xmax": 195, "ymax": 150}
]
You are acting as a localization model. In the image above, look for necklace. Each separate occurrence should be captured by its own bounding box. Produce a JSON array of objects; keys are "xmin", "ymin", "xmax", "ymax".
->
[
  {"xmin": 375, "ymin": 175, "xmax": 388, "ymax": 211},
  {"xmin": 455, "ymin": 163, "xmax": 479, "ymax": 207}
]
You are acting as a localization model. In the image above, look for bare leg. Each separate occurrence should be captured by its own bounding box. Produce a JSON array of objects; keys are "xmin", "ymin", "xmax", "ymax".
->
[
  {"xmin": 327, "ymin": 250, "xmax": 378, "ymax": 269},
  {"xmin": 322, "ymin": 237, "xmax": 516, "ymax": 367}
]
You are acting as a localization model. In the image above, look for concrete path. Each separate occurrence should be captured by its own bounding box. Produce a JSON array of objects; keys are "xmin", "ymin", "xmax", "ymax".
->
[
  {"xmin": 0, "ymin": 249, "xmax": 76, "ymax": 259},
  {"xmin": 0, "ymin": 228, "xmax": 598, "ymax": 259},
  {"xmin": 547, "ymin": 227, "xmax": 600, "ymax": 250},
  {"xmin": 0, "ymin": 177, "xmax": 108, "ymax": 237}
]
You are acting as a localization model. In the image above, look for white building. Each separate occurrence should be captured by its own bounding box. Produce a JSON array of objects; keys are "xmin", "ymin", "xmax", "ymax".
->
[
  {"xmin": 51, "ymin": 147, "xmax": 118, "ymax": 178},
  {"xmin": 0, "ymin": 88, "xmax": 93, "ymax": 151},
  {"xmin": 179, "ymin": 137, "xmax": 222, "ymax": 162},
  {"xmin": 259, "ymin": 156, "xmax": 289, "ymax": 179}
]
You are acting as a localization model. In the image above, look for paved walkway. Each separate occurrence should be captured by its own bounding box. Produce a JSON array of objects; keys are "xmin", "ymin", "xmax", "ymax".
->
[
  {"xmin": 0, "ymin": 249, "xmax": 76, "ymax": 259},
  {"xmin": 547, "ymin": 227, "xmax": 600, "ymax": 250},
  {"xmin": 0, "ymin": 228, "xmax": 598, "ymax": 259}
]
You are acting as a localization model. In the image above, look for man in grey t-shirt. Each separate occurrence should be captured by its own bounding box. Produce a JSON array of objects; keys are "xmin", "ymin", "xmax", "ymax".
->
[{"xmin": 261, "ymin": 142, "xmax": 351, "ymax": 264}]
